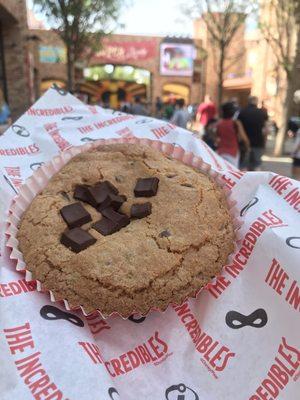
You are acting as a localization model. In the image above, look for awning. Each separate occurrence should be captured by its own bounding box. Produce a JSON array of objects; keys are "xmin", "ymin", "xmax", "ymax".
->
[{"xmin": 223, "ymin": 76, "xmax": 252, "ymax": 90}]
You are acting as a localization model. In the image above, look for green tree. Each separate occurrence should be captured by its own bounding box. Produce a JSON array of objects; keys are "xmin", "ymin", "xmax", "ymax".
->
[
  {"xmin": 34, "ymin": 0, "xmax": 122, "ymax": 92},
  {"xmin": 183, "ymin": 0, "xmax": 255, "ymax": 108},
  {"xmin": 259, "ymin": 0, "xmax": 300, "ymax": 156}
]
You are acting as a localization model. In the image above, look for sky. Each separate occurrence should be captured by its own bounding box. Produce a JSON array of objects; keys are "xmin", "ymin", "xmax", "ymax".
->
[
  {"xmin": 117, "ymin": 0, "xmax": 193, "ymax": 36},
  {"xmin": 27, "ymin": 0, "xmax": 255, "ymax": 36},
  {"xmin": 27, "ymin": 0, "xmax": 194, "ymax": 36}
]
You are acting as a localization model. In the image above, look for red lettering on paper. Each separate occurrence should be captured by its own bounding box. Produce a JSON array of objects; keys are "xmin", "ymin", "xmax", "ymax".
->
[
  {"xmin": 3, "ymin": 323, "xmax": 34, "ymax": 355},
  {"xmin": 77, "ymin": 125, "xmax": 94, "ymax": 134},
  {"xmin": 0, "ymin": 279, "xmax": 36, "ymax": 297},
  {"xmin": 27, "ymin": 106, "xmax": 73, "ymax": 117},
  {"xmin": 3, "ymin": 323, "xmax": 69, "ymax": 399},
  {"xmin": 44, "ymin": 122, "xmax": 71, "ymax": 151},
  {"xmin": 173, "ymin": 302, "xmax": 235, "ymax": 377},
  {"xmin": 78, "ymin": 342, "xmax": 104, "ymax": 364},
  {"xmin": 79, "ymin": 331, "xmax": 170, "ymax": 377},
  {"xmin": 225, "ymin": 210, "xmax": 283, "ymax": 279},
  {"xmin": 269, "ymin": 175, "xmax": 300, "ymax": 213},
  {"xmin": 207, "ymin": 276, "xmax": 231, "ymax": 299},
  {"xmin": 4, "ymin": 166, "xmax": 23, "ymax": 188},
  {"xmin": 115, "ymin": 127, "xmax": 134, "ymax": 138},
  {"xmin": 265, "ymin": 259, "xmax": 300, "ymax": 312},
  {"xmin": 85, "ymin": 313, "xmax": 111, "ymax": 335},
  {"xmin": 87, "ymin": 105, "xmax": 98, "ymax": 114},
  {"xmin": 248, "ymin": 337, "xmax": 299, "ymax": 399},
  {"xmin": 208, "ymin": 210, "xmax": 284, "ymax": 299},
  {"xmin": 0, "ymin": 144, "xmax": 40, "ymax": 157},
  {"xmin": 151, "ymin": 123, "xmax": 175, "ymax": 139},
  {"xmin": 93, "ymin": 115, "xmax": 134, "ymax": 130}
]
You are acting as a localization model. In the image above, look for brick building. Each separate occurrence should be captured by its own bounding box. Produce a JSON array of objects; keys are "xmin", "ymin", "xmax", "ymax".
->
[
  {"xmin": 0, "ymin": 0, "xmax": 32, "ymax": 119},
  {"xmin": 194, "ymin": 17, "xmax": 249, "ymax": 107},
  {"xmin": 31, "ymin": 30, "xmax": 203, "ymax": 109}
]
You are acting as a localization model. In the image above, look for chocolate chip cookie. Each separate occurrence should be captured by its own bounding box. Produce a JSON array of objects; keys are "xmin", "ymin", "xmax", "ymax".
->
[{"xmin": 17, "ymin": 143, "xmax": 234, "ymax": 317}]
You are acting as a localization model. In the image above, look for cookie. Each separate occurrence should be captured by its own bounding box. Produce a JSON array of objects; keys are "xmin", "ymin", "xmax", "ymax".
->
[{"xmin": 17, "ymin": 143, "xmax": 234, "ymax": 317}]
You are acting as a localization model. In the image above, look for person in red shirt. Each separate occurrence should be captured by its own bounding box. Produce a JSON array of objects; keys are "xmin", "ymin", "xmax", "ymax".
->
[
  {"xmin": 216, "ymin": 102, "xmax": 250, "ymax": 167},
  {"xmin": 196, "ymin": 94, "xmax": 217, "ymax": 134}
]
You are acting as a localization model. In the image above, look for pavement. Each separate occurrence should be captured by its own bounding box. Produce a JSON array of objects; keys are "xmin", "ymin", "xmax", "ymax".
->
[{"xmin": 261, "ymin": 136, "xmax": 293, "ymax": 177}]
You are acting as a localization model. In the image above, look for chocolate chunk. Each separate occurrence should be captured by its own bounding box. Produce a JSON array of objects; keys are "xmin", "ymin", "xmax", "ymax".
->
[
  {"xmin": 92, "ymin": 217, "xmax": 120, "ymax": 236},
  {"xmin": 159, "ymin": 229, "xmax": 171, "ymax": 238},
  {"xmin": 134, "ymin": 177, "xmax": 159, "ymax": 197},
  {"xmin": 61, "ymin": 228, "xmax": 96, "ymax": 253},
  {"xmin": 60, "ymin": 202, "xmax": 92, "ymax": 228},
  {"xmin": 95, "ymin": 180, "xmax": 119, "ymax": 195},
  {"xmin": 85, "ymin": 186, "xmax": 107, "ymax": 207},
  {"xmin": 86, "ymin": 181, "xmax": 119, "ymax": 207},
  {"xmin": 131, "ymin": 202, "xmax": 152, "ymax": 219},
  {"xmin": 74, "ymin": 184, "xmax": 90, "ymax": 203},
  {"xmin": 101, "ymin": 207, "xmax": 130, "ymax": 228},
  {"xmin": 97, "ymin": 193, "xmax": 126, "ymax": 212}
]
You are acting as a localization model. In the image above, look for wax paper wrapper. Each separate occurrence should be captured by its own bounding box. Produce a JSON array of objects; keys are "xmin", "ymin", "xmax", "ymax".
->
[
  {"xmin": 0, "ymin": 87, "xmax": 299, "ymax": 400},
  {"xmin": 5, "ymin": 136, "xmax": 241, "ymax": 318}
]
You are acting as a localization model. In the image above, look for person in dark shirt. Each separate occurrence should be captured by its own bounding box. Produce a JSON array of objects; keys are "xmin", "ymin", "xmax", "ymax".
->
[
  {"xmin": 238, "ymin": 96, "xmax": 268, "ymax": 170},
  {"xmin": 131, "ymin": 96, "xmax": 148, "ymax": 116}
]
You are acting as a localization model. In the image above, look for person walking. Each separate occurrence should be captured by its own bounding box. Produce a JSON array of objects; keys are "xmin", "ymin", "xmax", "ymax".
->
[
  {"xmin": 196, "ymin": 94, "xmax": 217, "ymax": 135},
  {"xmin": 216, "ymin": 102, "xmax": 250, "ymax": 168},
  {"xmin": 238, "ymin": 96, "xmax": 268, "ymax": 170},
  {"xmin": 155, "ymin": 96, "xmax": 163, "ymax": 118},
  {"xmin": 202, "ymin": 118, "xmax": 218, "ymax": 150},
  {"xmin": 131, "ymin": 96, "xmax": 148, "ymax": 116},
  {"xmin": 0, "ymin": 88, "xmax": 11, "ymax": 135},
  {"xmin": 170, "ymin": 98, "xmax": 190, "ymax": 129}
]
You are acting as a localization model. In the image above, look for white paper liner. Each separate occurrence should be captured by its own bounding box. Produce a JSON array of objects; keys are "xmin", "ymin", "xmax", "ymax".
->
[{"xmin": 6, "ymin": 137, "xmax": 243, "ymax": 318}]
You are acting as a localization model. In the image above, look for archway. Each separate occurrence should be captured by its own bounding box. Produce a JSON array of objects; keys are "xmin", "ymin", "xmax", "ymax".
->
[
  {"xmin": 162, "ymin": 83, "xmax": 190, "ymax": 104},
  {"xmin": 81, "ymin": 64, "xmax": 151, "ymax": 108},
  {"xmin": 40, "ymin": 79, "xmax": 66, "ymax": 95}
]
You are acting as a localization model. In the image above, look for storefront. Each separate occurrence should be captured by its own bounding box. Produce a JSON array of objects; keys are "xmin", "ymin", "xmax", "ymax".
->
[{"xmin": 32, "ymin": 31, "xmax": 203, "ymax": 110}]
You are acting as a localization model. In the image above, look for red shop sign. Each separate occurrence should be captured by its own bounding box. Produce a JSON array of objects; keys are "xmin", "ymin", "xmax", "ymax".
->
[{"xmin": 92, "ymin": 39, "xmax": 157, "ymax": 63}]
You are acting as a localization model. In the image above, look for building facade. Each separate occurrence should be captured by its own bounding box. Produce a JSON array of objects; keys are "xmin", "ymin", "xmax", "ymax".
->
[
  {"xmin": 194, "ymin": 7, "xmax": 299, "ymax": 125},
  {"xmin": 32, "ymin": 30, "xmax": 204, "ymax": 109},
  {"xmin": 0, "ymin": 0, "xmax": 32, "ymax": 119}
]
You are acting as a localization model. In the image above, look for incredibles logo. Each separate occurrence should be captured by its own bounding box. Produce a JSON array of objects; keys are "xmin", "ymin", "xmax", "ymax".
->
[
  {"xmin": 81, "ymin": 137, "xmax": 96, "ymax": 142},
  {"xmin": 135, "ymin": 118, "xmax": 154, "ymax": 124},
  {"xmin": 12, "ymin": 124, "xmax": 30, "ymax": 137},
  {"xmin": 286, "ymin": 236, "xmax": 300, "ymax": 249},
  {"xmin": 128, "ymin": 315, "xmax": 146, "ymax": 323},
  {"xmin": 225, "ymin": 308, "xmax": 268, "ymax": 329},
  {"xmin": 30, "ymin": 162, "xmax": 45, "ymax": 171},
  {"xmin": 61, "ymin": 116, "xmax": 83, "ymax": 121},
  {"xmin": 40, "ymin": 305, "xmax": 84, "ymax": 327},
  {"xmin": 108, "ymin": 387, "xmax": 120, "ymax": 399},
  {"xmin": 240, "ymin": 197, "xmax": 259, "ymax": 217},
  {"xmin": 165, "ymin": 383, "xmax": 199, "ymax": 400}
]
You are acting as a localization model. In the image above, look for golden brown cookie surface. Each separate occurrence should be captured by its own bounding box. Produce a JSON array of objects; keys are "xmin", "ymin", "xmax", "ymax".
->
[{"xmin": 18, "ymin": 144, "xmax": 234, "ymax": 316}]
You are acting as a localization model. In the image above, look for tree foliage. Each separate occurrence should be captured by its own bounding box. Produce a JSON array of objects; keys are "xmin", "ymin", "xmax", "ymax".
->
[
  {"xmin": 184, "ymin": 0, "xmax": 256, "ymax": 107},
  {"xmin": 258, "ymin": 0, "xmax": 300, "ymax": 155},
  {"xmin": 259, "ymin": 0, "xmax": 300, "ymax": 80},
  {"xmin": 34, "ymin": 0, "xmax": 122, "ymax": 90}
]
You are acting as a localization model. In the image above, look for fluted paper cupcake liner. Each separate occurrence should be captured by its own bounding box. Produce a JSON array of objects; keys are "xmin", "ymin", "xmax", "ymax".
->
[{"xmin": 6, "ymin": 137, "xmax": 243, "ymax": 319}]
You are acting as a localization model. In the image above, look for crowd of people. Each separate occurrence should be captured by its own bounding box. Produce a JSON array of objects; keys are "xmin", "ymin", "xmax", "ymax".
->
[
  {"xmin": 151, "ymin": 93, "xmax": 269, "ymax": 171},
  {"xmin": 1, "ymin": 84, "xmax": 299, "ymax": 178},
  {"xmin": 197, "ymin": 95, "xmax": 268, "ymax": 171}
]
